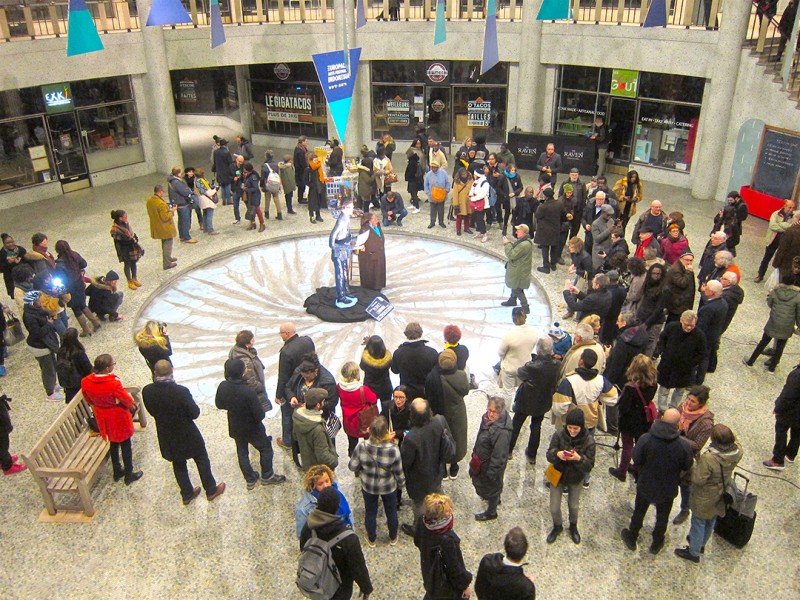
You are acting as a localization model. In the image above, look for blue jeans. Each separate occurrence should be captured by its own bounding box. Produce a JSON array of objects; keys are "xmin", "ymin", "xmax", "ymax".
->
[
  {"xmin": 220, "ymin": 183, "xmax": 231, "ymax": 204},
  {"xmin": 383, "ymin": 206, "xmax": 407, "ymax": 226},
  {"xmin": 332, "ymin": 246, "xmax": 351, "ymax": 302},
  {"xmin": 362, "ymin": 488, "xmax": 399, "ymax": 542},
  {"xmin": 177, "ymin": 205, "xmax": 192, "ymax": 240},
  {"xmin": 233, "ymin": 192, "xmax": 242, "ymax": 221},
  {"xmin": 688, "ymin": 514, "xmax": 716, "ymax": 557},
  {"xmin": 202, "ymin": 208, "xmax": 215, "ymax": 233},
  {"xmin": 281, "ymin": 401, "xmax": 294, "ymax": 446}
]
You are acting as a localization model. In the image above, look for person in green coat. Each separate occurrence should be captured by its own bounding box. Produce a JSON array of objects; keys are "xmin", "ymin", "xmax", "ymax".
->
[
  {"xmin": 501, "ymin": 224, "xmax": 534, "ymax": 313},
  {"xmin": 292, "ymin": 388, "xmax": 339, "ymax": 471}
]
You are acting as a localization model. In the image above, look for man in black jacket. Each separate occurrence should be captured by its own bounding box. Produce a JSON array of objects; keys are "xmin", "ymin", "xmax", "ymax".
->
[
  {"xmin": 299, "ymin": 486, "xmax": 372, "ymax": 600},
  {"xmin": 142, "ymin": 360, "xmax": 225, "ymax": 505},
  {"xmin": 475, "ymin": 527, "xmax": 536, "ymax": 599},
  {"xmin": 215, "ymin": 358, "xmax": 286, "ymax": 490},
  {"xmin": 400, "ymin": 399, "xmax": 450, "ymax": 536},
  {"xmin": 604, "ymin": 312, "xmax": 648, "ymax": 431},
  {"xmin": 763, "ymin": 358, "xmax": 800, "ymax": 470},
  {"xmin": 720, "ymin": 271, "xmax": 745, "ymax": 334},
  {"xmin": 293, "ymin": 136, "xmax": 309, "ymax": 204},
  {"xmin": 621, "ymin": 408, "xmax": 693, "ymax": 555},
  {"xmin": 275, "ymin": 322, "xmax": 315, "ymax": 450},
  {"xmin": 392, "ymin": 322, "xmax": 438, "ymax": 400},
  {"xmin": 600, "ymin": 270, "xmax": 628, "ymax": 344},
  {"xmin": 510, "ymin": 338, "xmax": 561, "ymax": 464},
  {"xmin": 563, "ymin": 272, "xmax": 612, "ymax": 321},
  {"xmin": 695, "ymin": 281, "xmax": 728, "ymax": 384}
]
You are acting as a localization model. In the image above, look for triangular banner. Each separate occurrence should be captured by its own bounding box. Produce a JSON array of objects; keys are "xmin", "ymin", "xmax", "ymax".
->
[
  {"xmin": 536, "ymin": 0, "xmax": 570, "ymax": 20},
  {"xmin": 145, "ymin": 0, "xmax": 192, "ymax": 26},
  {"xmin": 312, "ymin": 48, "xmax": 362, "ymax": 142},
  {"xmin": 356, "ymin": 0, "xmax": 366, "ymax": 28},
  {"xmin": 643, "ymin": 0, "xmax": 667, "ymax": 27},
  {"xmin": 210, "ymin": 0, "xmax": 226, "ymax": 47},
  {"xmin": 434, "ymin": 0, "xmax": 446, "ymax": 45},
  {"xmin": 481, "ymin": 0, "xmax": 499, "ymax": 74},
  {"xmin": 67, "ymin": 0, "xmax": 104, "ymax": 56}
]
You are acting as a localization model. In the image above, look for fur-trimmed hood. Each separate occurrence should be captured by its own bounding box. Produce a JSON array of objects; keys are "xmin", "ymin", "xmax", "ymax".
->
[{"xmin": 360, "ymin": 348, "xmax": 392, "ymax": 370}]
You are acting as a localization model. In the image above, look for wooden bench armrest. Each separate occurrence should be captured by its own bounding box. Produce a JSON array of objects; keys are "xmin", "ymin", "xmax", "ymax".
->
[{"xmin": 34, "ymin": 467, "xmax": 88, "ymax": 479}]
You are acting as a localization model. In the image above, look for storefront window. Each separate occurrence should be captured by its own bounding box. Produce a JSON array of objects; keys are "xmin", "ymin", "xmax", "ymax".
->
[
  {"xmin": 0, "ymin": 117, "xmax": 56, "ymax": 190},
  {"xmin": 372, "ymin": 62, "xmax": 425, "ymax": 83},
  {"xmin": 372, "ymin": 85, "xmax": 424, "ymax": 141},
  {"xmin": 452, "ymin": 86, "xmax": 507, "ymax": 144},
  {"xmin": 633, "ymin": 101, "xmax": 700, "ymax": 171},
  {"xmin": 0, "ymin": 87, "xmax": 45, "ymax": 120},
  {"xmin": 555, "ymin": 91, "xmax": 601, "ymax": 136},
  {"xmin": 560, "ymin": 66, "xmax": 601, "ymax": 91},
  {"xmin": 72, "ymin": 77, "xmax": 134, "ymax": 107},
  {"xmin": 250, "ymin": 75, "xmax": 327, "ymax": 139},
  {"xmin": 170, "ymin": 68, "xmax": 238, "ymax": 116},
  {"xmin": 78, "ymin": 103, "xmax": 144, "ymax": 172},
  {"xmin": 450, "ymin": 61, "xmax": 508, "ymax": 85},
  {"xmin": 638, "ymin": 72, "xmax": 704, "ymax": 103}
]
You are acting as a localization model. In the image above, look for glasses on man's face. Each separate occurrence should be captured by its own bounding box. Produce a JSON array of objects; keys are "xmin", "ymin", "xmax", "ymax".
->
[{"xmin": 487, "ymin": 407, "xmax": 501, "ymax": 416}]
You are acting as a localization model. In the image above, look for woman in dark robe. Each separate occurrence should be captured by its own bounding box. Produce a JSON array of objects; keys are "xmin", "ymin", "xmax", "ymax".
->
[{"xmin": 356, "ymin": 212, "xmax": 386, "ymax": 291}]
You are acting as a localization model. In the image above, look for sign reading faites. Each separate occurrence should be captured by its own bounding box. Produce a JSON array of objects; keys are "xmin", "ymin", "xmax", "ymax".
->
[
  {"xmin": 42, "ymin": 83, "xmax": 73, "ymax": 114},
  {"xmin": 467, "ymin": 98, "xmax": 491, "ymax": 127},
  {"xmin": 265, "ymin": 93, "xmax": 313, "ymax": 122},
  {"xmin": 507, "ymin": 131, "xmax": 597, "ymax": 175}
]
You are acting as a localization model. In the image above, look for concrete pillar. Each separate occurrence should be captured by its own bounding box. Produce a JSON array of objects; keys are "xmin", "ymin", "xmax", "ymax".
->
[
  {"xmin": 137, "ymin": 0, "xmax": 183, "ymax": 171},
  {"xmin": 235, "ymin": 65, "xmax": 253, "ymax": 138},
  {"xmin": 690, "ymin": 0, "xmax": 751, "ymax": 200},
  {"xmin": 514, "ymin": 0, "xmax": 547, "ymax": 133},
  {"xmin": 335, "ymin": 0, "xmax": 369, "ymax": 157}
]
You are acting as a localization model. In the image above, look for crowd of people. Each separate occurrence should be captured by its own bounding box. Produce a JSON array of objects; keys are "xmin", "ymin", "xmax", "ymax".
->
[{"xmin": 1, "ymin": 129, "xmax": 799, "ymax": 599}]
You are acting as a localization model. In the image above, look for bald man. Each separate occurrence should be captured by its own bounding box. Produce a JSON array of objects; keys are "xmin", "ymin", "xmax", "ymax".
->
[
  {"xmin": 631, "ymin": 200, "xmax": 668, "ymax": 243},
  {"xmin": 275, "ymin": 322, "xmax": 315, "ymax": 450},
  {"xmin": 621, "ymin": 407, "xmax": 693, "ymax": 555}
]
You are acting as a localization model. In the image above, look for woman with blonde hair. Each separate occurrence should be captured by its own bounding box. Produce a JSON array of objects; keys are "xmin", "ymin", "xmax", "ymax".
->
[
  {"xmin": 349, "ymin": 416, "xmax": 405, "ymax": 547},
  {"xmin": 338, "ymin": 361, "xmax": 378, "ymax": 457},
  {"xmin": 294, "ymin": 464, "xmax": 353, "ymax": 539},
  {"xmin": 609, "ymin": 354, "xmax": 658, "ymax": 482},
  {"xmin": 580, "ymin": 314, "xmax": 601, "ymax": 338},
  {"xmin": 194, "ymin": 168, "xmax": 219, "ymax": 235},
  {"xmin": 135, "ymin": 320, "xmax": 172, "ymax": 376},
  {"xmin": 413, "ymin": 493, "xmax": 473, "ymax": 599}
]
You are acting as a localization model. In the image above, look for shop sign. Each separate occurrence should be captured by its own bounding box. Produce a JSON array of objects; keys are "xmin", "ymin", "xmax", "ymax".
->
[
  {"xmin": 431, "ymin": 99, "xmax": 445, "ymax": 113},
  {"xmin": 42, "ymin": 83, "xmax": 73, "ymax": 114},
  {"xmin": 274, "ymin": 63, "xmax": 291, "ymax": 80},
  {"xmin": 386, "ymin": 96, "xmax": 411, "ymax": 126},
  {"xmin": 467, "ymin": 98, "xmax": 491, "ymax": 127},
  {"xmin": 178, "ymin": 79, "xmax": 197, "ymax": 103},
  {"xmin": 266, "ymin": 93, "xmax": 313, "ymax": 122},
  {"xmin": 425, "ymin": 61, "xmax": 450, "ymax": 85},
  {"xmin": 227, "ymin": 83, "xmax": 237, "ymax": 104},
  {"xmin": 610, "ymin": 69, "xmax": 638, "ymax": 98}
]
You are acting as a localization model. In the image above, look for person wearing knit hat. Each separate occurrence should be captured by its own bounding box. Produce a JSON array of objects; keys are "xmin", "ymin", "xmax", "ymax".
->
[
  {"xmin": 299, "ymin": 485, "xmax": 374, "ymax": 599},
  {"xmin": 22, "ymin": 287, "xmax": 63, "ymax": 401},
  {"xmin": 86, "ymin": 270, "xmax": 124, "ymax": 322},
  {"xmin": 23, "ymin": 289, "xmax": 41, "ymax": 305},
  {"xmin": 426, "ymin": 349, "xmax": 469, "ymax": 480},
  {"xmin": 545, "ymin": 406, "xmax": 595, "ymax": 545}
]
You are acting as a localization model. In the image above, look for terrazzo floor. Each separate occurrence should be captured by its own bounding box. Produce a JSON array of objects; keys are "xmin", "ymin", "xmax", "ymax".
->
[{"xmin": 0, "ymin": 125, "xmax": 797, "ymax": 599}]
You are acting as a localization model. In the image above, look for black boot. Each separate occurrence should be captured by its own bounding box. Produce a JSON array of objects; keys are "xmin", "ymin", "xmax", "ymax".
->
[
  {"xmin": 546, "ymin": 525, "xmax": 563, "ymax": 544},
  {"xmin": 569, "ymin": 523, "xmax": 581, "ymax": 544}
]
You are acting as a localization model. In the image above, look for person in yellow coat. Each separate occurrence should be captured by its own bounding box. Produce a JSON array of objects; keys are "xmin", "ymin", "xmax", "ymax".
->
[
  {"xmin": 613, "ymin": 170, "xmax": 644, "ymax": 232},
  {"xmin": 146, "ymin": 185, "xmax": 178, "ymax": 270}
]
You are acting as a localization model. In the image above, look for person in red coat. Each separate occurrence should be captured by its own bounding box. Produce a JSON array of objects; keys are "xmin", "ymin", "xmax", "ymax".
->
[
  {"xmin": 337, "ymin": 361, "xmax": 378, "ymax": 457},
  {"xmin": 80, "ymin": 354, "xmax": 143, "ymax": 485}
]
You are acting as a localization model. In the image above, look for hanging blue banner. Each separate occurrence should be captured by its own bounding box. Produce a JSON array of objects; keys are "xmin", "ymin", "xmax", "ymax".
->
[
  {"xmin": 210, "ymin": 0, "xmax": 226, "ymax": 47},
  {"xmin": 536, "ymin": 0, "xmax": 570, "ymax": 20},
  {"xmin": 67, "ymin": 0, "xmax": 104, "ymax": 56},
  {"xmin": 356, "ymin": 0, "xmax": 366, "ymax": 28},
  {"xmin": 434, "ymin": 0, "xmax": 446, "ymax": 45},
  {"xmin": 312, "ymin": 48, "xmax": 362, "ymax": 142},
  {"xmin": 146, "ymin": 0, "xmax": 192, "ymax": 26},
  {"xmin": 643, "ymin": 0, "xmax": 667, "ymax": 27},
  {"xmin": 481, "ymin": 0, "xmax": 499, "ymax": 74}
]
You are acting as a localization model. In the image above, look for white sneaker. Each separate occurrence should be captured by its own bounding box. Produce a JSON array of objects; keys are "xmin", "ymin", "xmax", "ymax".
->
[
  {"xmin": 232, "ymin": 219, "xmax": 241, "ymax": 225},
  {"xmin": 411, "ymin": 207, "xmax": 420, "ymax": 214},
  {"xmin": 481, "ymin": 235, "xmax": 488, "ymax": 243},
  {"xmin": 46, "ymin": 393, "xmax": 62, "ymax": 402}
]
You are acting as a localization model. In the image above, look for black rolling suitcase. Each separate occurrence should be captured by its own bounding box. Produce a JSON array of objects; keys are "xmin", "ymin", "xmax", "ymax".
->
[{"xmin": 714, "ymin": 472, "xmax": 757, "ymax": 548}]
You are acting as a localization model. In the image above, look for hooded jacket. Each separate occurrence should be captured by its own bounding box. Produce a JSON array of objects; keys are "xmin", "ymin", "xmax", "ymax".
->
[
  {"xmin": 470, "ymin": 411, "xmax": 513, "ymax": 500},
  {"xmin": 359, "ymin": 348, "xmax": 393, "ymax": 402},
  {"xmin": 546, "ymin": 421, "xmax": 597, "ymax": 485},
  {"xmin": 425, "ymin": 367, "xmax": 469, "ymax": 463},
  {"xmin": 228, "ymin": 344, "xmax": 270, "ymax": 410},
  {"xmin": 86, "ymin": 276, "xmax": 120, "ymax": 318},
  {"xmin": 294, "ymin": 483, "xmax": 353, "ymax": 539},
  {"xmin": 22, "ymin": 304, "xmax": 59, "ymax": 352},
  {"xmin": 604, "ymin": 325, "xmax": 649, "ymax": 386},
  {"xmin": 514, "ymin": 355, "xmax": 562, "ymax": 417},
  {"xmin": 338, "ymin": 380, "xmax": 378, "ymax": 439},
  {"xmin": 690, "ymin": 442, "xmax": 744, "ymax": 519},
  {"xmin": 474, "ymin": 552, "xmax": 535, "ymax": 600},
  {"xmin": 765, "ymin": 284, "xmax": 800, "ymax": 340},
  {"xmin": 552, "ymin": 367, "xmax": 618, "ymax": 429},
  {"xmin": 81, "ymin": 372, "xmax": 135, "ymax": 443},
  {"xmin": 632, "ymin": 419, "xmax": 693, "ymax": 503},
  {"xmin": 293, "ymin": 406, "xmax": 338, "ymax": 470}
]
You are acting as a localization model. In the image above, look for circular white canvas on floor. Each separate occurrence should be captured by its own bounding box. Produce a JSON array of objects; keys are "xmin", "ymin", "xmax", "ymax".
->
[{"xmin": 136, "ymin": 233, "xmax": 551, "ymax": 407}]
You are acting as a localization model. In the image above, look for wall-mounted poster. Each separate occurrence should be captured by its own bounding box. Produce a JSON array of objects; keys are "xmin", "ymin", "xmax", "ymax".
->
[
  {"xmin": 265, "ymin": 93, "xmax": 314, "ymax": 123},
  {"xmin": 386, "ymin": 97, "xmax": 411, "ymax": 126},
  {"xmin": 467, "ymin": 98, "xmax": 491, "ymax": 127}
]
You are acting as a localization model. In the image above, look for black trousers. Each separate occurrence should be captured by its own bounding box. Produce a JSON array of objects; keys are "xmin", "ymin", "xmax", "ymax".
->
[
  {"xmin": 509, "ymin": 413, "xmax": 543, "ymax": 460},
  {"xmin": 540, "ymin": 245, "xmax": 558, "ymax": 269},
  {"xmin": 0, "ymin": 431, "xmax": 12, "ymax": 471},
  {"xmin": 629, "ymin": 493, "xmax": 673, "ymax": 546},
  {"xmin": 172, "ymin": 451, "xmax": 217, "ymax": 500},
  {"xmin": 757, "ymin": 240, "xmax": 780, "ymax": 279},
  {"xmin": 235, "ymin": 432, "xmax": 274, "ymax": 483},
  {"xmin": 772, "ymin": 420, "xmax": 800, "ymax": 464},
  {"xmin": 110, "ymin": 438, "xmax": 133, "ymax": 477}
]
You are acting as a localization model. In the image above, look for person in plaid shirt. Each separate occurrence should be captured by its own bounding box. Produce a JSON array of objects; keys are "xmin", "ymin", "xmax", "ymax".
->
[{"xmin": 348, "ymin": 416, "xmax": 405, "ymax": 548}]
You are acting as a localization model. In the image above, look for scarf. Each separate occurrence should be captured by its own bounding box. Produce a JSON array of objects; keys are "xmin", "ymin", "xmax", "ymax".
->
[
  {"xmin": 423, "ymin": 512, "xmax": 454, "ymax": 535},
  {"xmin": 154, "ymin": 375, "xmax": 175, "ymax": 384},
  {"xmin": 678, "ymin": 404, "xmax": 708, "ymax": 433},
  {"xmin": 371, "ymin": 225, "xmax": 382, "ymax": 237},
  {"xmin": 33, "ymin": 245, "xmax": 56, "ymax": 269},
  {"xmin": 312, "ymin": 160, "xmax": 325, "ymax": 184},
  {"xmin": 504, "ymin": 170, "xmax": 517, "ymax": 179},
  {"xmin": 634, "ymin": 235, "xmax": 652, "ymax": 259},
  {"xmin": 110, "ymin": 221, "xmax": 135, "ymax": 242}
]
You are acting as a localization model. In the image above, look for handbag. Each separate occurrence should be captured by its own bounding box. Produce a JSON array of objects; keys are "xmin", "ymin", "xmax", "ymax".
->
[
  {"xmin": 3, "ymin": 312, "xmax": 24, "ymax": 346},
  {"xmin": 356, "ymin": 387, "xmax": 379, "ymax": 437},
  {"xmin": 469, "ymin": 451, "xmax": 485, "ymax": 475},
  {"xmin": 325, "ymin": 413, "xmax": 342, "ymax": 440},
  {"xmin": 545, "ymin": 463, "xmax": 562, "ymax": 487},
  {"xmin": 631, "ymin": 383, "xmax": 657, "ymax": 423},
  {"xmin": 384, "ymin": 172, "xmax": 398, "ymax": 184},
  {"xmin": 431, "ymin": 186, "xmax": 447, "ymax": 203}
]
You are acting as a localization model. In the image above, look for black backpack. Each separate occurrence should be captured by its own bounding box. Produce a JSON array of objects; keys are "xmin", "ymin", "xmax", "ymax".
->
[{"xmin": 56, "ymin": 355, "xmax": 81, "ymax": 389}]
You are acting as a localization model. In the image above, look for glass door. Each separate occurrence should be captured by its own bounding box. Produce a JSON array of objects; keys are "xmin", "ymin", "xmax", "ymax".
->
[
  {"xmin": 424, "ymin": 87, "xmax": 451, "ymax": 145},
  {"xmin": 606, "ymin": 97, "xmax": 636, "ymax": 165},
  {"xmin": 46, "ymin": 112, "xmax": 88, "ymax": 180}
]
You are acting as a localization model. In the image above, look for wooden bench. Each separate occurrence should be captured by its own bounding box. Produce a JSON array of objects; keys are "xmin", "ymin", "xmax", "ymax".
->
[{"xmin": 21, "ymin": 387, "xmax": 147, "ymax": 519}]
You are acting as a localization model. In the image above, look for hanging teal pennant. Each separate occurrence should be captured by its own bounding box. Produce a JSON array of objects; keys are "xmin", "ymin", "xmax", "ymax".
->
[
  {"xmin": 312, "ymin": 48, "xmax": 362, "ymax": 142},
  {"xmin": 481, "ymin": 0, "xmax": 498, "ymax": 74},
  {"xmin": 146, "ymin": 0, "xmax": 192, "ymax": 26},
  {"xmin": 643, "ymin": 0, "xmax": 667, "ymax": 27},
  {"xmin": 210, "ymin": 0, "xmax": 226, "ymax": 47},
  {"xmin": 356, "ymin": 0, "xmax": 366, "ymax": 28},
  {"xmin": 434, "ymin": 0, "xmax": 446, "ymax": 45},
  {"xmin": 536, "ymin": 0, "xmax": 570, "ymax": 20},
  {"xmin": 67, "ymin": 0, "xmax": 104, "ymax": 56}
]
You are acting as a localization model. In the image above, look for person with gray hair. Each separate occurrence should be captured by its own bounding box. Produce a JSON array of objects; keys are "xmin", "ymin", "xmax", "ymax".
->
[
  {"xmin": 498, "ymin": 308, "xmax": 539, "ymax": 401},
  {"xmin": 470, "ymin": 395, "xmax": 513, "ymax": 521},
  {"xmin": 695, "ymin": 280, "xmax": 728, "ymax": 384},
  {"xmin": 744, "ymin": 272, "xmax": 800, "ymax": 373},
  {"xmin": 655, "ymin": 310, "xmax": 706, "ymax": 411},
  {"xmin": 720, "ymin": 270, "xmax": 745, "ymax": 334},
  {"xmin": 511, "ymin": 337, "xmax": 562, "ymax": 463},
  {"xmin": 559, "ymin": 322, "xmax": 606, "ymax": 378},
  {"xmin": 562, "ymin": 272, "xmax": 612, "ymax": 322},
  {"xmin": 697, "ymin": 231, "xmax": 729, "ymax": 288}
]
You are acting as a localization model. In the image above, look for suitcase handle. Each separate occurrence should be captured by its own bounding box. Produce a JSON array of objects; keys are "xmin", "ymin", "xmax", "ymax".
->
[{"xmin": 732, "ymin": 471, "xmax": 749, "ymax": 493}]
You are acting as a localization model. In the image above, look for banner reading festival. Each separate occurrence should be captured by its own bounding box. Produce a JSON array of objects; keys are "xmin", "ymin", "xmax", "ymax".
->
[{"xmin": 312, "ymin": 48, "xmax": 362, "ymax": 142}]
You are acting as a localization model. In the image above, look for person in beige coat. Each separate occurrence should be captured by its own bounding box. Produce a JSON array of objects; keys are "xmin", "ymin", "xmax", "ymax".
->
[
  {"xmin": 146, "ymin": 185, "xmax": 178, "ymax": 270},
  {"xmin": 452, "ymin": 168, "xmax": 474, "ymax": 236},
  {"xmin": 498, "ymin": 308, "xmax": 539, "ymax": 401}
]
